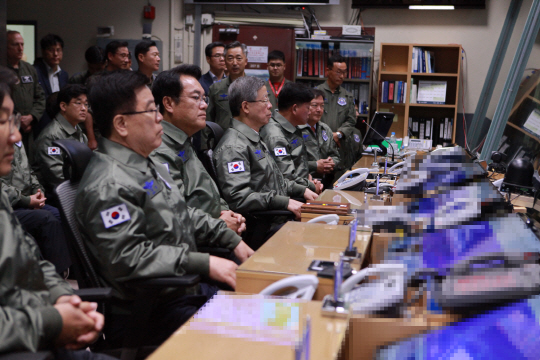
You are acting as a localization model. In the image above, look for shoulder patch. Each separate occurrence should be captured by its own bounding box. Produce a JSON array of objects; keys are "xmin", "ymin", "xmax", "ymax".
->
[
  {"xmin": 228, "ymin": 161, "xmax": 245, "ymax": 173},
  {"xmin": 15, "ymin": 141, "xmax": 22, "ymax": 148},
  {"xmin": 100, "ymin": 204, "xmax": 131, "ymax": 229},
  {"xmin": 177, "ymin": 150, "xmax": 188, "ymax": 162},
  {"xmin": 322, "ymin": 130, "xmax": 329, "ymax": 142},
  {"xmin": 354, "ymin": 134, "xmax": 361, "ymax": 143},
  {"xmin": 143, "ymin": 179, "xmax": 161, "ymax": 198},
  {"xmin": 48, "ymin": 147, "xmax": 61, "ymax": 155},
  {"xmin": 274, "ymin": 147, "xmax": 287, "ymax": 156},
  {"xmin": 337, "ymin": 97, "xmax": 347, "ymax": 106},
  {"xmin": 21, "ymin": 75, "xmax": 33, "ymax": 84}
]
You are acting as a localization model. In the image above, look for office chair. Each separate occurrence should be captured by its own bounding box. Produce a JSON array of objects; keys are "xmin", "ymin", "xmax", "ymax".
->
[
  {"xmin": 259, "ymin": 275, "xmax": 319, "ymax": 300},
  {"xmin": 53, "ymin": 139, "xmax": 200, "ymax": 360}
]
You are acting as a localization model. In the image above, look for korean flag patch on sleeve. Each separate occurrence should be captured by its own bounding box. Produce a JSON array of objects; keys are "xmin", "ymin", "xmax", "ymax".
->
[
  {"xmin": 100, "ymin": 204, "xmax": 131, "ymax": 229},
  {"xmin": 228, "ymin": 161, "xmax": 245, "ymax": 173},
  {"xmin": 274, "ymin": 147, "xmax": 287, "ymax": 156},
  {"xmin": 48, "ymin": 147, "xmax": 61, "ymax": 155}
]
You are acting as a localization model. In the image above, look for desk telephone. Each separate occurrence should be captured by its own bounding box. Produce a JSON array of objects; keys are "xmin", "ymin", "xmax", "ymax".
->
[{"xmin": 334, "ymin": 168, "xmax": 370, "ymax": 190}]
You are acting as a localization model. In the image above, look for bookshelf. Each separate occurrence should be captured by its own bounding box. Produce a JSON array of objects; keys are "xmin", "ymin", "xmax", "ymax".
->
[
  {"xmin": 376, "ymin": 43, "xmax": 462, "ymax": 147},
  {"xmin": 294, "ymin": 37, "xmax": 375, "ymax": 123}
]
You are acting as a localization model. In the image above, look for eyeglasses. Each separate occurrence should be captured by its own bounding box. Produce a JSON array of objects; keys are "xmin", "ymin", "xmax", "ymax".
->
[
  {"xmin": 71, "ymin": 101, "xmax": 89, "ymax": 109},
  {"xmin": 246, "ymin": 97, "xmax": 270, "ymax": 104},
  {"xmin": 211, "ymin": 53, "xmax": 225, "ymax": 59},
  {"xmin": 180, "ymin": 95, "xmax": 209, "ymax": 106},
  {"xmin": 121, "ymin": 105, "xmax": 160, "ymax": 120},
  {"xmin": 332, "ymin": 69, "xmax": 347, "ymax": 76},
  {"xmin": 0, "ymin": 112, "xmax": 21, "ymax": 134},
  {"xmin": 310, "ymin": 103, "xmax": 324, "ymax": 110}
]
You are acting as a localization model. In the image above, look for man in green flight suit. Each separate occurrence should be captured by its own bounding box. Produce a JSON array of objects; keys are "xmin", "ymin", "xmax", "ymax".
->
[
  {"xmin": 6, "ymin": 31, "xmax": 46, "ymax": 155},
  {"xmin": 260, "ymin": 82, "xmax": 322, "ymax": 194},
  {"xmin": 317, "ymin": 54, "xmax": 362, "ymax": 173},
  {"xmin": 32, "ymin": 84, "xmax": 88, "ymax": 201},
  {"xmin": 75, "ymin": 70, "xmax": 253, "ymax": 347},
  {"xmin": 151, "ymin": 64, "xmax": 246, "ymax": 235},
  {"xmin": 264, "ymin": 50, "xmax": 292, "ymax": 113},
  {"xmin": 206, "ymin": 41, "xmax": 248, "ymax": 131}
]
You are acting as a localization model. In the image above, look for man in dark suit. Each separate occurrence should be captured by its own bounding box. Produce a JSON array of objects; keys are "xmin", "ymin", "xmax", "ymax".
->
[
  {"xmin": 34, "ymin": 34, "xmax": 69, "ymax": 137},
  {"xmin": 199, "ymin": 42, "xmax": 226, "ymax": 96}
]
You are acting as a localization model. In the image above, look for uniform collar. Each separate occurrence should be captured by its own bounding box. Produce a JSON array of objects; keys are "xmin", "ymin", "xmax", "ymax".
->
[
  {"xmin": 319, "ymin": 81, "xmax": 340, "ymax": 94},
  {"xmin": 98, "ymin": 137, "xmax": 150, "ymax": 173},
  {"xmin": 273, "ymin": 112, "xmax": 298, "ymax": 134},
  {"xmin": 55, "ymin": 113, "xmax": 78, "ymax": 135},
  {"xmin": 162, "ymin": 121, "xmax": 189, "ymax": 147},
  {"xmin": 232, "ymin": 118, "xmax": 260, "ymax": 143}
]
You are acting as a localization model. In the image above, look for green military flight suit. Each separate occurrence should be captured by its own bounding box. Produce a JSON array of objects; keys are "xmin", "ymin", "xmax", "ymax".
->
[
  {"xmin": 8, "ymin": 60, "xmax": 46, "ymax": 125},
  {"xmin": 151, "ymin": 121, "xmax": 229, "ymax": 219},
  {"xmin": 260, "ymin": 112, "xmax": 316, "ymax": 192},
  {"xmin": 32, "ymin": 113, "xmax": 88, "ymax": 196},
  {"xmin": 316, "ymin": 81, "xmax": 362, "ymax": 170},
  {"xmin": 264, "ymin": 78, "xmax": 292, "ymax": 112},
  {"xmin": 213, "ymin": 118, "xmax": 307, "ymax": 214},
  {"xmin": 206, "ymin": 77, "xmax": 234, "ymax": 131},
  {"xmin": 301, "ymin": 122, "xmax": 342, "ymax": 179},
  {"xmin": 0, "ymin": 185, "xmax": 73, "ymax": 352},
  {"xmin": 75, "ymin": 138, "xmax": 241, "ymax": 302},
  {"xmin": 0, "ymin": 141, "xmax": 44, "ymax": 208}
]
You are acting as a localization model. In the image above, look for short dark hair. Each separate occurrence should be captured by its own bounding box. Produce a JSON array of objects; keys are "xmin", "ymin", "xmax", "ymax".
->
[
  {"xmin": 134, "ymin": 40, "xmax": 157, "ymax": 62},
  {"xmin": 205, "ymin": 41, "xmax": 225, "ymax": 57},
  {"xmin": 88, "ymin": 70, "xmax": 148, "ymax": 139},
  {"xmin": 277, "ymin": 83, "xmax": 314, "ymax": 112},
  {"xmin": 0, "ymin": 66, "xmax": 17, "ymax": 105},
  {"xmin": 268, "ymin": 50, "xmax": 285, "ymax": 63},
  {"xmin": 40, "ymin": 34, "xmax": 64, "ymax": 50},
  {"xmin": 57, "ymin": 84, "xmax": 87, "ymax": 108},
  {"xmin": 85, "ymin": 46, "xmax": 106, "ymax": 64},
  {"xmin": 327, "ymin": 54, "xmax": 347, "ymax": 69},
  {"xmin": 105, "ymin": 41, "xmax": 129, "ymax": 58},
  {"xmin": 311, "ymin": 88, "xmax": 325, "ymax": 99},
  {"xmin": 152, "ymin": 64, "xmax": 202, "ymax": 114},
  {"xmin": 225, "ymin": 41, "xmax": 248, "ymax": 57}
]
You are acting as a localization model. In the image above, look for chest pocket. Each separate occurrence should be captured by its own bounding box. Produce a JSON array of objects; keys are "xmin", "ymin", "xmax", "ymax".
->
[{"xmin": 289, "ymin": 138, "xmax": 301, "ymax": 150}]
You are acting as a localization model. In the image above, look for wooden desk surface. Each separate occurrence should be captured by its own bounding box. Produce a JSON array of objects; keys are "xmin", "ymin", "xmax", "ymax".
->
[
  {"xmin": 147, "ymin": 294, "xmax": 349, "ymax": 360},
  {"xmin": 236, "ymin": 222, "xmax": 371, "ymax": 299},
  {"xmin": 317, "ymin": 189, "xmax": 391, "ymax": 208}
]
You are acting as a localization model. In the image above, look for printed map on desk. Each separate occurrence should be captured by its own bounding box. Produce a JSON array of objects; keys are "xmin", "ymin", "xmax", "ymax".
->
[{"xmin": 186, "ymin": 294, "xmax": 301, "ymax": 346}]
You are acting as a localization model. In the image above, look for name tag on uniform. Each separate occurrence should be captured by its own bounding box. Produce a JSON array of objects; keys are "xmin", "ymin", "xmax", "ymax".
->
[
  {"xmin": 274, "ymin": 147, "xmax": 287, "ymax": 156},
  {"xmin": 337, "ymin": 97, "xmax": 347, "ymax": 106},
  {"xmin": 48, "ymin": 147, "xmax": 61, "ymax": 155},
  {"xmin": 15, "ymin": 141, "xmax": 22, "ymax": 148},
  {"xmin": 322, "ymin": 130, "xmax": 329, "ymax": 142},
  {"xmin": 228, "ymin": 161, "xmax": 245, "ymax": 173},
  {"xmin": 21, "ymin": 75, "xmax": 33, "ymax": 84},
  {"xmin": 100, "ymin": 203, "xmax": 131, "ymax": 229},
  {"xmin": 354, "ymin": 134, "xmax": 361, "ymax": 143}
]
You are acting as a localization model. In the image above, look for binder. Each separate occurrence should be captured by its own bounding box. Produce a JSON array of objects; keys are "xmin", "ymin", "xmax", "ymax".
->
[
  {"xmin": 314, "ymin": 49, "xmax": 319, "ymax": 77},
  {"xmin": 411, "ymin": 117, "xmax": 419, "ymax": 138},
  {"xmin": 297, "ymin": 49, "xmax": 303, "ymax": 77},
  {"xmin": 425, "ymin": 118, "xmax": 432, "ymax": 140},
  {"xmin": 388, "ymin": 82, "xmax": 394, "ymax": 103},
  {"xmin": 419, "ymin": 118, "xmax": 425, "ymax": 140}
]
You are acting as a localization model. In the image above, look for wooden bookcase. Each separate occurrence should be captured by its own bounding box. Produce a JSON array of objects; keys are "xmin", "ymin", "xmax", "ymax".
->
[{"xmin": 376, "ymin": 43, "xmax": 462, "ymax": 145}]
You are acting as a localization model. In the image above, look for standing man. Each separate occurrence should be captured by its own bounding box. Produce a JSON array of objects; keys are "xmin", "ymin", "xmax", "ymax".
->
[
  {"xmin": 32, "ymin": 85, "xmax": 88, "ymax": 200},
  {"xmin": 265, "ymin": 50, "xmax": 291, "ymax": 112},
  {"xmin": 34, "ymin": 34, "xmax": 69, "ymax": 137},
  {"xmin": 302, "ymin": 88, "xmax": 342, "ymax": 189},
  {"xmin": 317, "ymin": 54, "xmax": 361, "ymax": 171},
  {"xmin": 206, "ymin": 41, "xmax": 248, "ymax": 131},
  {"xmin": 135, "ymin": 40, "xmax": 161, "ymax": 87},
  {"xmin": 69, "ymin": 45, "xmax": 107, "ymax": 85},
  {"xmin": 105, "ymin": 40, "xmax": 130, "ymax": 71},
  {"xmin": 260, "ymin": 83, "xmax": 320, "ymax": 193},
  {"xmin": 199, "ymin": 42, "xmax": 227, "ymax": 96},
  {"xmin": 6, "ymin": 30, "xmax": 46, "ymax": 152},
  {"xmin": 151, "ymin": 64, "xmax": 246, "ymax": 235}
]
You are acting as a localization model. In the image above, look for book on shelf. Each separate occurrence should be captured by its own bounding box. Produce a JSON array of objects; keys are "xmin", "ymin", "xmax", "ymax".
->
[
  {"xmin": 412, "ymin": 46, "xmax": 436, "ymax": 74},
  {"xmin": 410, "ymin": 83, "xmax": 417, "ymax": 104},
  {"xmin": 379, "ymin": 80, "xmax": 407, "ymax": 104}
]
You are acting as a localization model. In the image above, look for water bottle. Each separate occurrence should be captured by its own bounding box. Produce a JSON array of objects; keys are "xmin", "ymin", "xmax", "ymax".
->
[{"xmin": 387, "ymin": 132, "xmax": 398, "ymax": 156}]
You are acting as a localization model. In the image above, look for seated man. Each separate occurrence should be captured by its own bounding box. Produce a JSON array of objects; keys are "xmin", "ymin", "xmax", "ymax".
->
[
  {"xmin": 260, "ymin": 82, "xmax": 321, "ymax": 194},
  {"xmin": 151, "ymin": 64, "xmax": 246, "ymax": 235},
  {"xmin": 213, "ymin": 77, "xmax": 318, "ymax": 247},
  {"xmin": 75, "ymin": 70, "xmax": 253, "ymax": 347},
  {"xmin": 0, "ymin": 135, "xmax": 71, "ymax": 275},
  {"xmin": 301, "ymin": 88, "xmax": 342, "ymax": 189},
  {"xmin": 0, "ymin": 66, "xmax": 108, "ymax": 360},
  {"xmin": 32, "ymin": 84, "xmax": 88, "ymax": 200}
]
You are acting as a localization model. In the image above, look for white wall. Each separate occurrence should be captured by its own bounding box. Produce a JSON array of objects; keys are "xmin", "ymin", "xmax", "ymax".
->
[{"xmin": 7, "ymin": 0, "xmax": 540, "ymax": 118}]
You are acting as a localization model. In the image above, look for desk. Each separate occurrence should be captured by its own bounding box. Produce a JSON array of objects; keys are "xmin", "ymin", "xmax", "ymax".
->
[
  {"xmin": 317, "ymin": 189, "xmax": 391, "ymax": 208},
  {"xmin": 147, "ymin": 293, "xmax": 349, "ymax": 360},
  {"xmin": 236, "ymin": 222, "xmax": 371, "ymax": 300}
]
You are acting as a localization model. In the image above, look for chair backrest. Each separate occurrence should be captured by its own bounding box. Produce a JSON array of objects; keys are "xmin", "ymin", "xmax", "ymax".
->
[
  {"xmin": 53, "ymin": 140, "xmax": 101, "ymax": 289},
  {"xmin": 306, "ymin": 214, "xmax": 340, "ymax": 225},
  {"xmin": 197, "ymin": 122, "xmax": 224, "ymax": 192},
  {"xmin": 259, "ymin": 275, "xmax": 319, "ymax": 300}
]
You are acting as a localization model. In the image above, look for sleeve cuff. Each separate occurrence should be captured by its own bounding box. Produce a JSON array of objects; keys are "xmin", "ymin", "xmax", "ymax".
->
[
  {"xmin": 290, "ymin": 184, "xmax": 307, "ymax": 198},
  {"xmin": 18, "ymin": 195, "xmax": 31, "ymax": 208},
  {"xmin": 218, "ymin": 229, "xmax": 242, "ymax": 250},
  {"xmin": 184, "ymin": 252, "xmax": 210, "ymax": 277},
  {"xmin": 307, "ymin": 182, "xmax": 316, "ymax": 192},
  {"xmin": 38, "ymin": 306, "xmax": 63, "ymax": 349},
  {"xmin": 48, "ymin": 285, "xmax": 74, "ymax": 304},
  {"xmin": 308, "ymin": 161, "xmax": 317, "ymax": 173},
  {"xmin": 270, "ymin": 195, "xmax": 289, "ymax": 210}
]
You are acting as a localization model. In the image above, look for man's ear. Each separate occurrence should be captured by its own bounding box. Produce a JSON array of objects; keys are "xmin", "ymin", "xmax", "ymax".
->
[
  {"xmin": 59, "ymin": 102, "xmax": 68, "ymax": 113},
  {"xmin": 112, "ymin": 114, "xmax": 128, "ymax": 137},
  {"xmin": 138, "ymin": 53, "xmax": 145, "ymax": 64},
  {"xmin": 162, "ymin": 96, "xmax": 175, "ymax": 114},
  {"xmin": 241, "ymin": 101, "xmax": 249, "ymax": 115}
]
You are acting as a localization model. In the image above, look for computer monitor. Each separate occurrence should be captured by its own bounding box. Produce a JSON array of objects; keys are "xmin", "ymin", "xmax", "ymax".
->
[{"xmin": 362, "ymin": 112, "xmax": 394, "ymax": 157}]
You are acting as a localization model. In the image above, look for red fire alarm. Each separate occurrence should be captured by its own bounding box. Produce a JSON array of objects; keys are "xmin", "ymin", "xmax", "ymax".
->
[{"xmin": 144, "ymin": 5, "xmax": 155, "ymax": 20}]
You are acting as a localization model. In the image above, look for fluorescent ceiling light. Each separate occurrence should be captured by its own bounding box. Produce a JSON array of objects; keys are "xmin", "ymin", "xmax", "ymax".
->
[{"xmin": 409, "ymin": 5, "xmax": 455, "ymax": 10}]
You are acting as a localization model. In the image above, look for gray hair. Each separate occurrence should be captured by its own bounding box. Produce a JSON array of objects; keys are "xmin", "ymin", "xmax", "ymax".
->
[
  {"xmin": 225, "ymin": 41, "xmax": 248, "ymax": 57},
  {"xmin": 228, "ymin": 76, "xmax": 265, "ymax": 117}
]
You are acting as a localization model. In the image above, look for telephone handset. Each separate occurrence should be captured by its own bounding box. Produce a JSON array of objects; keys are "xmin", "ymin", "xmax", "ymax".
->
[
  {"xmin": 388, "ymin": 161, "xmax": 407, "ymax": 175},
  {"xmin": 334, "ymin": 168, "xmax": 370, "ymax": 190}
]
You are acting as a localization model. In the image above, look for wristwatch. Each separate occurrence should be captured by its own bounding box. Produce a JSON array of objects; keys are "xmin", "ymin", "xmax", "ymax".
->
[{"xmin": 336, "ymin": 132, "xmax": 343, "ymax": 139}]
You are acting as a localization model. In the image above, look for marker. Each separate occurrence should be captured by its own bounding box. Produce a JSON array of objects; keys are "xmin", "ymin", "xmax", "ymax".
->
[
  {"xmin": 376, "ymin": 175, "xmax": 380, "ymax": 196},
  {"xmin": 334, "ymin": 258, "xmax": 343, "ymax": 302},
  {"xmin": 304, "ymin": 315, "xmax": 311, "ymax": 360},
  {"xmin": 348, "ymin": 219, "xmax": 358, "ymax": 251}
]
